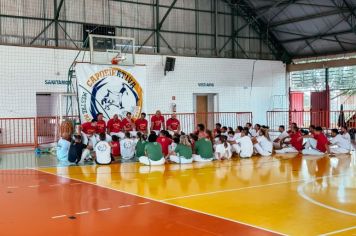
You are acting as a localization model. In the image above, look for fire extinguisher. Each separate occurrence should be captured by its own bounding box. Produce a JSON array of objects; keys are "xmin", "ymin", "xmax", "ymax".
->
[{"xmin": 171, "ymin": 102, "xmax": 177, "ymax": 113}]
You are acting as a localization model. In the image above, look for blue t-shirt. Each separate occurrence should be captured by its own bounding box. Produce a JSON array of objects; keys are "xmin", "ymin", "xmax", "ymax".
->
[{"xmin": 57, "ymin": 138, "xmax": 71, "ymax": 161}]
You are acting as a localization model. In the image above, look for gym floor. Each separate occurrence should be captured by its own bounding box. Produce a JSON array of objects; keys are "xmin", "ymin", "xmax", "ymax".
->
[{"xmin": 0, "ymin": 150, "xmax": 355, "ymax": 236}]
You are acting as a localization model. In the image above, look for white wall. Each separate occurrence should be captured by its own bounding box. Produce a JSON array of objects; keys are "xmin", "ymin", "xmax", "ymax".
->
[{"xmin": 0, "ymin": 45, "xmax": 287, "ymax": 124}]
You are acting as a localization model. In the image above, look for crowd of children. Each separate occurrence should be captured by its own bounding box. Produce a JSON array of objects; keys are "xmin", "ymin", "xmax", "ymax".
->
[{"xmin": 56, "ymin": 111, "xmax": 353, "ymax": 166}]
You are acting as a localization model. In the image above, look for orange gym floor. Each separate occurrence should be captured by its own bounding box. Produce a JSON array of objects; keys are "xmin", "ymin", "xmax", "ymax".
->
[{"xmin": 0, "ymin": 151, "xmax": 355, "ymax": 236}]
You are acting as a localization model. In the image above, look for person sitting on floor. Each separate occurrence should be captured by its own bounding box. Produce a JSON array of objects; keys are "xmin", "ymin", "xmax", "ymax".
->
[
  {"xmin": 169, "ymin": 135, "xmax": 193, "ymax": 164},
  {"xmin": 252, "ymin": 128, "xmax": 273, "ymax": 156},
  {"xmin": 192, "ymin": 136, "xmax": 214, "ymax": 162},
  {"xmin": 68, "ymin": 135, "xmax": 87, "ymax": 164},
  {"xmin": 94, "ymin": 133, "xmax": 112, "ymax": 165},
  {"xmin": 329, "ymin": 128, "xmax": 351, "ymax": 154},
  {"xmin": 275, "ymin": 126, "xmax": 303, "ymax": 154},
  {"xmin": 135, "ymin": 132, "xmax": 147, "ymax": 158},
  {"xmin": 233, "ymin": 128, "xmax": 253, "ymax": 158},
  {"xmin": 157, "ymin": 130, "xmax": 172, "ymax": 158},
  {"xmin": 302, "ymin": 126, "xmax": 329, "ymax": 156},
  {"xmin": 120, "ymin": 132, "xmax": 136, "ymax": 160},
  {"xmin": 214, "ymin": 135, "xmax": 232, "ymax": 160},
  {"xmin": 273, "ymin": 125, "xmax": 289, "ymax": 150},
  {"xmin": 110, "ymin": 135, "xmax": 120, "ymax": 161},
  {"xmin": 57, "ymin": 132, "xmax": 71, "ymax": 162},
  {"xmin": 139, "ymin": 133, "xmax": 165, "ymax": 165}
]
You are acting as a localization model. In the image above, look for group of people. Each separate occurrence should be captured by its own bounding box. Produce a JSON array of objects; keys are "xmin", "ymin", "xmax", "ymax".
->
[{"xmin": 56, "ymin": 110, "xmax": 353, "ymax": 166}]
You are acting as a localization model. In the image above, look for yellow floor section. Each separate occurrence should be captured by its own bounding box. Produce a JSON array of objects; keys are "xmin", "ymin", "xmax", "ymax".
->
[{"xmin": 41, "ymin": 153, "xmax": 356, "ymax": 236}]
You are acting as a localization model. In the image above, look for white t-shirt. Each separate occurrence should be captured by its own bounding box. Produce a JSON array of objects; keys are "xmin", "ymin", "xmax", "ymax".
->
[
  {"xmin": 56, "ymin": 138, "xmax": 71, "ymax": 161},
  {"xmin": 249, "ymin": 129, "xmax": 257, "ymax": 137},
  {"xmin": 215, "ymin": 143, "xmax": 232, "ymax": 154},
  {"xmin": 120, "ymin": 138, "xmax": 136, "ymax": 159},
  {"xmin": 330, "ymin": 134, "xmax": 351, "ymax": 150},
  {"xmin": 257, "ymin": 136, "xmax": 273, "ymax": 153},
  {"xmin": 342, "ymin": 133, "xmax": 351, "ymax": 143},
  {"xmin": 277, "ymin": 131, "xmax": 289, "ymax": 141},
  {"xmin": 95, "ymin": 141, "xmax": 111, "ymax": 164},
  {"xmin": 238, "ymin": 136, "xmax": 254, "ymax": 157},
  {"xmin": 234, "ymin": 133, "xmax": 242, "ymax": 140}
]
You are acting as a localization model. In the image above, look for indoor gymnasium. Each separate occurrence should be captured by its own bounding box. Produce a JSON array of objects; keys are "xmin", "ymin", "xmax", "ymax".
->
[{"xmin": 0, "ymin": 0, "xmax": 356, "ymax": 235}]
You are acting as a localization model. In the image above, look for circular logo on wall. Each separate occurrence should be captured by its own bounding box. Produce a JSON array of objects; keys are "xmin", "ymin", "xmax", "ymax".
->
[{"xmin": 80, "ymin": 67, "xmax": 143, "ymax": 121}]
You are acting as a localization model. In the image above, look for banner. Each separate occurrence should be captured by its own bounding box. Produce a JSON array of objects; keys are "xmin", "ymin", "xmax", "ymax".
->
[{"xmin": 76, "ymin": 64, "xmax": 146, "ymax": 122}]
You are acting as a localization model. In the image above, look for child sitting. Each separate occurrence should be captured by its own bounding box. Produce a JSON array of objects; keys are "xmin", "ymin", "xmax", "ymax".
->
[
  {"xmin": 253, "ymin": 128, "xmax": 273, "ymax": 156},
  {"xmin": 214, "ymin": 135, "xmax": 232, "ymax": 160},
  {"xmin": 192, "ymin": 137, "xmax": 214, "ymax": 162},
  {"xmin": 135, "ymin": 132, "xmax": 147, "ymax": 158},
  {"xmin": 233, "ymin": 128, "xmax": 253, "ymax": 158},
  {"xmin": 139, "ymin": 133, "xmax": 165, "ymax": 165},
  {"xmin": 110, "ymin": 135, "xmax": 120, "ymax": 161},
  {"xmin": 302, "ymin": 126, "xmax": 328, "ymax": 156},
  {"xmin": 120, "ymin": 132, "xmax": 136, "ymax": 160},
  {"xmin": 169, "ymin": 135, "xmax": 193, "ymax": 164},
  {"xmin": 94, "ymin": 133, "xmax": 112, "ymax": 165},
  {"xmin": 68, "ymin": 135, "xmax": 87, "ymax": 164},
  {"xmin": 157, "ymin": 130, "xmax": 172, "ymax": 158},
  {"xmin": 57, "ymin": 132, "xmax": 71, "ymax": 162}
]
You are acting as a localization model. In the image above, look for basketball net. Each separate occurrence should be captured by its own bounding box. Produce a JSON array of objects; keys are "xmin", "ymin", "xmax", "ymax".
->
[{"xmin": 111, "ymin": 52, "xmax": 126, "ymax": 65}]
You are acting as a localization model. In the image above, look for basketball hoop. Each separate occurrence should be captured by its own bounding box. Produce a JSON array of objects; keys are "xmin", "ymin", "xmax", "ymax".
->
[{"xmin": 111, "ymin": 53, "xmax": 126, "ymax": 65}]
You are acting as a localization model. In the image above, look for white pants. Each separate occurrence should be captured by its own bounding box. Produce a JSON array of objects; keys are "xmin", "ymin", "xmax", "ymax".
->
[
  {"xmin": 95, "ymin": 133, "xmax": 112, "ymax": 142},
  {"xmin": 273, "ymin": 142, "xmax": 282, "ymax": 149},
  {"xmin": 232, "ymin": 144, "xmax": 252, "ymax": 158},
  {"xmin": 330, "ymin": 147, "xmax": 350, "ymax": 154},
  {"xmin": 254, "ymin": 144, "xmax": 272, "ymax": 156},
  {"xmin": 152, "ymin": 130, "xmax": 160, "ymax": 136},
  {"xmin": 81, "ymin": 132, "xmax": 97, "ymax": 147},
  {"xmin": 192, "ymin": 154, "xmax": 213, "ymax": 162},
  {"xmin": 275, "ymin": 146, "xmax": 298, "ymax": 154},
  {"xmin": 170, "ymin": 155, "xmax": 193, "ymax": 164},
  {"xmin": 168, "ymin": 130, "xmax": 178, "ymax": 136},
  {"xmin": 139, "ymin": 156, "xmax": 165, "ymax": 165},
  {"xmin": 214, "ymin": 150, "xmax": 232, "ymax": 160},
  {"xmin": 305, "ymin": 138, "xmax": 317, "ymax": 149},
  {"xmin": 302, "ymin": 148, "xmax": 325, "ymax": 156}
]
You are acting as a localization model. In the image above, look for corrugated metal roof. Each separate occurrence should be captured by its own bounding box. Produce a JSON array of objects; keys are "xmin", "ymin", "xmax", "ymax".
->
[{"xmin": 246, "ymin": 0, "xmax": 356, "ymax": 57}]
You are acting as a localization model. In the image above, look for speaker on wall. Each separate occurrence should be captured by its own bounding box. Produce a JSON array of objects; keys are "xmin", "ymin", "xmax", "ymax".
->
[{"xmin": 164, "ymin": 57, "xmax": 176, "ymax": 75}]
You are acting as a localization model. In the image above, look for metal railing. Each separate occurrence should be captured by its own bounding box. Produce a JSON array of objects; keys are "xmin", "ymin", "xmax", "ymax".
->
[
  {"xmin": 267, "ymin": 110, "xmax": 356, "ymax": 131},
  {"xmin": 0, "ymin": 112, "xmax": 252, "ymax": 148}
]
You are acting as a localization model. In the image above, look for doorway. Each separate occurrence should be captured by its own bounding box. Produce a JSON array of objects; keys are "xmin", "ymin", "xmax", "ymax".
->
[{"xmin": 194, "ymin": 94, "xmax": 217, "ymax": 129}]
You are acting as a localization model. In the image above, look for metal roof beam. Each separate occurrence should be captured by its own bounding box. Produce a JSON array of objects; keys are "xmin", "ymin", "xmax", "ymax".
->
[
  {"xmin": 255, "ymin": 1, "xmax": 340, "ymax": 12},
  {"xmin": 269, "ymin": 8, "xmax": 351, "ymax": 28}
]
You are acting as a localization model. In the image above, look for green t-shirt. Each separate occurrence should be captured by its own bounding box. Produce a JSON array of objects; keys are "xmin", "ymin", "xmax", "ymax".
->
[
  {"xmin": 144, "ymin": 142, "xmax": 163, "ymax": 161},
  {"xmin": 194, "ymin": 138, "xmax": 213, "ymax": 159},
  {"xmin": 135, "ymin": 140, "xmax": 147, "ymax": 157},
  {"xmin": 174, "ymin": 144, "xmax": 192, "ymax": 159}
]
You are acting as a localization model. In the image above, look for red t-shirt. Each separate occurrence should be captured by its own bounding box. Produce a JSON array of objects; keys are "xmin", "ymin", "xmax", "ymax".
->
[
  {"xmin": 111, "ymin": 141, "xmax": 120, "ymax": 156},
  {"xmin": 135, "ymin": 119, "xmax": 148, "ymax": 133},
  {"xmin": 81, "ymin": 122, "xmax": 96, "ymax": 135},
  {"xmin": 151, "ymin": 115, "xmax": 165, "ymax": 131},
  {"xmin": 107, "ymin": 119, "xmax": 122, "ymax": 133},
  {"xmin": 121, "ymin": 118, "xmax": 135, "ymax": 131},
  {"xmin": 315, "ymin": 133, "xmax": 328, "ymax": 153},
  {"xmin": 96, "ymin": 120, "xmax": 106, "ymax": 134},
  {"xmin": 290, "ymin": 132, "xmax": 303, "ymax": 151},
  {"xmin": 157, "ymin": 137, "xmax": 172, "ymax": 156},
  {"xmin": 166, "ymin": 118, "xmax": 180, "ymax": 131}
]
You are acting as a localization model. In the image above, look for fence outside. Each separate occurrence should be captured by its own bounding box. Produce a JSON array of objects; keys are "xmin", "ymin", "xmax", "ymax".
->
[
  {"xmin": 267, "ymin": 110, "xmax": 356, "ymax": 131},
  {"xmin": 0, "ymin": 112, "xmax": 252, "ymax": 148}
]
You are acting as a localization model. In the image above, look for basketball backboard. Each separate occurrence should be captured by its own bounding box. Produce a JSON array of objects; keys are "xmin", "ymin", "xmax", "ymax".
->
[{"xmin": 89, "ymin": 34, "xmax": 135, "ymax": 66}]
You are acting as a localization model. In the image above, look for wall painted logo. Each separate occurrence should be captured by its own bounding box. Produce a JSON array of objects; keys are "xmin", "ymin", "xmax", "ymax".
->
[{"xmin": 79, "ymin": 67, "xmax": 143, "ymax": 122}]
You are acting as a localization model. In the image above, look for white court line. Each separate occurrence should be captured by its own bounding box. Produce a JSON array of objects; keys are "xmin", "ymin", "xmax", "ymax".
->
[
  {"xmin": 118, "ymin": 205, "xmax": 131, "ymax": 208},
  {"xmin": 97, "ymin": 208, "xmax": 111, "ymax": 212},
  {"xmin": 297, "ymin": 181, "xmax": 356, "ymax": 217},
  {"xmin": 35, "ymin": 168, "xmax": 287, "ymax": 236},
  {"xmin": 49, "ymin": 184, "xmax": 61, "ymax": 187},
  {"xmin": 137, "ymin": 202, "xmax": 150, "ymax": 205},
  {"xmin": 161, "ymin": 173, "xmax": 349, "ymax": 201},
  {"xmin": 51, "ymin": 215, "xmax": 66, "ymax": 219},
  {"xmin": 319, "ymin": 226, "xmax": 356, "ymax": 236},
  {"xmin": 28, "ymin": 185, "xmax": 40, "ymax": 188},
  {"xmin": 76, "ymin": 211, "xmax": 89, "ymax": 215},
  {"xmin": 7, "ymin": 186, "xmax": 19, "ymax": 189}
]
